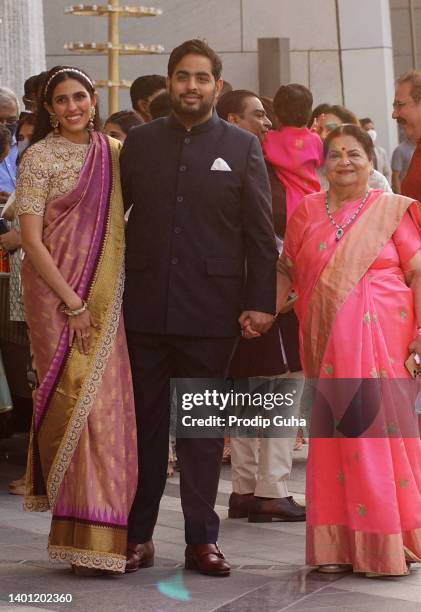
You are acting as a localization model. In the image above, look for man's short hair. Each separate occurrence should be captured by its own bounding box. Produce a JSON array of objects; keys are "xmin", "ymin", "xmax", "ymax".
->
[
  {"xmin": 360, "ymin": 117, "xmax": 373, "ymax": 127},
  {"xmin": 216, "ymin": 90, "xmax": 259, "ymax": 121},
  {"xmin": 105, "ymin": 110, "xmax": 143, "ymax": 134},
  {"xmin": 168, "ymin": 39, "xmax": 222, "ymax": 81},
  {"xmin": 0, "ymin": 87, "xmax": 19, "ymax": 113},
  {"xmin": 23, "ymin": 75, "xmax": 39, "ymax": 99},
  {"xmin": 149, "ymin": 92, "xmax": 172, "ymax": 119},
  {"xmin": 397, "ymin": 70, "xmax": 421, "ymax": 101},
  {"xmin": 130, "ymin": 75, "xmax": 166, "ymax": 109}
]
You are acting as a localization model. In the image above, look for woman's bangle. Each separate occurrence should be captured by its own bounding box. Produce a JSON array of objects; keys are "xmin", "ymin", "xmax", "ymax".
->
[
  {"xmin": 416, "ymin": 327, "xmax": 421, "ymax": 336},
  {"xmin": 60, "ymin": 299, "xmax": 87, "ymax": 317}
]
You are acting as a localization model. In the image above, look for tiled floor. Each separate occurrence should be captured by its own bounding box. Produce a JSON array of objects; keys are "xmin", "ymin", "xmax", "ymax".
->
[{"xmin": 0, "ymin": 434, "xmax": 420, "ymax": 611}]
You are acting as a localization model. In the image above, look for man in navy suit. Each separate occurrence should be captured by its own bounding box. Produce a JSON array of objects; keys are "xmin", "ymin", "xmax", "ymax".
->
[{"xmin": 121, "ymin": 39, "xmax": 278, "ymax": 576}]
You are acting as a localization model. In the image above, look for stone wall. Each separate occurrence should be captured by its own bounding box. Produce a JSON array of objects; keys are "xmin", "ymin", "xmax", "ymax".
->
[{"xmin": 42, "ymin": 0, "xmax": 397, "ymax": 152}]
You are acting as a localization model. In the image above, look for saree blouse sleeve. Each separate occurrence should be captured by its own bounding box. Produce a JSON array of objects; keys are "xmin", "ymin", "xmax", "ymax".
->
[
  {"xmin": 392, "ymin": 210, "xmax": 421, "ymax": 268},
  {"xmin": 15, "ymin": 144, "xmax": 51, "ymax": 216}
]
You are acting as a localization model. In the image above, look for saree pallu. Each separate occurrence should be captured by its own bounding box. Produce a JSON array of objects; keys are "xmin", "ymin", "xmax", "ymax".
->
[
  {"xmin": 21, "ymin": 133, "xmax": 137, "ymax": 572},
  {"xmin": 284, "ymin": 190, "xmax": 421, "ymax": 575}
]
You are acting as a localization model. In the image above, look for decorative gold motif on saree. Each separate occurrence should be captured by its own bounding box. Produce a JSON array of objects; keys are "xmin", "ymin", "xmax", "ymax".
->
[
  {"xmin": 318, "ymin": 242, "xmax": 327, "ymax": 251},
  {"xmin": 323, "ymin": 364, "xmax": 333, "ymax": 375},
  {"xmin": 400, "ymin": 310, "xmax": 408, "ymax": 320},
  {"xmin": 337, "ymin": 471, "xmax": 345, "ymax": 484},
  {"xmin": 399, "ymin": 479, "xmax": 409, "ymax": 488},
  {"xmin": 363, "ymin": 312, "xmax": 371, "ymax": 324},
  {"xmin": 357, "ymin": 504, "xmax": 367, "ymax": 517}
]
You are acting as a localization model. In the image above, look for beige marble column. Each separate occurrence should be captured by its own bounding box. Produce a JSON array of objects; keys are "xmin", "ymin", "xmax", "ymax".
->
[{"xmin": 0, "ymin": 0, "xmax": 46, "ymax": 99}]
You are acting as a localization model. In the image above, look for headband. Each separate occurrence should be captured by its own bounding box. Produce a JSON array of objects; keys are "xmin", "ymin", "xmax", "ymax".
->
[{"xmin": 44, "ymin": 68, "xmax": 94, "ymax": 97}]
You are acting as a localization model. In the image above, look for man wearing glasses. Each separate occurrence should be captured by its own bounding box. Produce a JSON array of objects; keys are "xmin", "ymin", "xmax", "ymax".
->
[
  {"xmin": 0, "ymin": 88, "xmax": 19, "ymax": 206},
  {"xmin": 392, "ymin": 71, "xmax": 421, "ymax": 200}
]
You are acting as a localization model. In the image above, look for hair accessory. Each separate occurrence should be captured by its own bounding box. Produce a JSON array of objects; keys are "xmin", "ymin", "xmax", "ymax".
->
[
  {"xmin": 44, "ymin": 68, "xmax": 94, "ymax": 98},
  {"xmin": 49, "ymin": 113, "xmax": 59, "ymax": 132}
]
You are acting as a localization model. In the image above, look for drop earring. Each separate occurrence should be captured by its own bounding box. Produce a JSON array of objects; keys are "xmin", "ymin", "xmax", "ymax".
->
[
  {"xmin": 50, "ymin": 113, "xmax": 59, "ymax": 134},
  {"xmin": 88, "ymin": 106, "xmax": 95, "ymax": 131}
]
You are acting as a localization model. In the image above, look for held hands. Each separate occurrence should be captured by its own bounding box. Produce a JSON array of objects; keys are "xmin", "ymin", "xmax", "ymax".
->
[
  {"xmin": 239, "ymin": 310, "xmax": 275, "ymax": 340},
  {"xmin": 68, "ymin": 309, "xmax": 96, "ymax": 355}
]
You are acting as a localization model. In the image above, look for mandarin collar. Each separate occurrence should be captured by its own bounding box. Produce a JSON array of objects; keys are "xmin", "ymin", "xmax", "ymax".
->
[{"xmin": 167, "ymin": 110, "xmax": 220, "ymax": 135}]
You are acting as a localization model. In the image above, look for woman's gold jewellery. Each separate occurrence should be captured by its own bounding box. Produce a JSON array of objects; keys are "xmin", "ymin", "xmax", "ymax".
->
[
  {"xmin": 325, "ymin": 190, "xmax": 369, "ymax": 241},
  {"xmin": 49, "ymin": 113, "xmax": 59, "ymax": 130},
  {"xmin": 88, "ymin": 106, "xmax": 95, "ymax": 131},
  {"xmin": 60, "ymin": 300, "xmax": 88, "ymax": 317}
]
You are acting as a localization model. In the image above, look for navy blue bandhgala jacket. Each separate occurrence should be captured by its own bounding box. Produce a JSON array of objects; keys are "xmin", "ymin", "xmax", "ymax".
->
[{"xmin": 120, "ymin": 111, "xmax": 278, "ymax": 337}]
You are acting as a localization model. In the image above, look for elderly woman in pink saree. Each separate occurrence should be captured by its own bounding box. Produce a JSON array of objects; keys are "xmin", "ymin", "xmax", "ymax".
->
[
  {"xmin": 16, "ymin": 66, "xmax": 137, "ymax": 575},
  {"xmin": 275, "ymin": 125, "xmax": 421, "ymax": 577}
]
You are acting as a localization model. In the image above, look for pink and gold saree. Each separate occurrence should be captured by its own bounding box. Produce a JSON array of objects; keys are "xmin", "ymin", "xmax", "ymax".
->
[
  {"xmin": 284, "ymin": 190, "xmax": 421, "ymax": 575},
  {"xmin": 21, "ymin": 133, "xmax": 137, "ymax": 572}
]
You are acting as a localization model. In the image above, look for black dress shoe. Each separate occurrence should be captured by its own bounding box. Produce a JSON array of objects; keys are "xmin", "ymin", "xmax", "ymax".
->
[
  {"xmin": 185, "ymin": 544, "xmax": 230, "ymax": 576},
  {"xmin": 125, "ymin": 540, "xmax": 155, "ymax": 573},
  {"xmin": 228, "ymin": 492, "xmax": 253, "ymax": 518},
  {"xmin": 248, "ymin": 495, "xmax": 306, "ymax": 522}
]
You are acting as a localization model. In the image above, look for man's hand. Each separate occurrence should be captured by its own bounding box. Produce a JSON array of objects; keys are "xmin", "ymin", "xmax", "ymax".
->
[
  {"xmin": 239, "ymin": 310, "xmax": 275, "ymax": 337},
  {"xmin": 0, "ymin": 191, "xmax": 10, "ymax": 205},
  {"xmin": 0, "ymin": 229, "xmax": 21, "ymax": 251}
]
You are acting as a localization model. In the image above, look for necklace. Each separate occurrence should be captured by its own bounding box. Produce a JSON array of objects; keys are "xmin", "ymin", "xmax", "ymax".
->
[{"xmin": 325, "ymin": 190, "xmax": 369, "ymax": 241}]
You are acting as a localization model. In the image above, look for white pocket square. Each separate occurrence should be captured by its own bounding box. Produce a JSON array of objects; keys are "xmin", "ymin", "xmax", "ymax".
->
[{"xmin": 210, "ymin": 158, "xmax": 232, "ymax": 171}]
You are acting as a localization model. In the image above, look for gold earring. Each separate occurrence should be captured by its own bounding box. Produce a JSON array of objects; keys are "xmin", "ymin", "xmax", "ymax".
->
[
  {"xmin": 50, "ymin": 113, "xmax": 59, "ymax": 133},
  {"xmin": 88, "ymin": 106, "xmax": 95, "ymax": 131}
]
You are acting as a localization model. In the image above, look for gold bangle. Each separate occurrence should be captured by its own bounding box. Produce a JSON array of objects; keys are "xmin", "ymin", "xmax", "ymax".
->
[{"xmin": 60, "ymin": 299, "xmax": 87, "ymax": 317}]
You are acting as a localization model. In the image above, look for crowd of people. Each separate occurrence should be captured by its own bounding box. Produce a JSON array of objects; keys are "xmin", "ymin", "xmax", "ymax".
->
[{"xmin": 1, "ymin": 38, "xmax": 421, "ymax": 579}]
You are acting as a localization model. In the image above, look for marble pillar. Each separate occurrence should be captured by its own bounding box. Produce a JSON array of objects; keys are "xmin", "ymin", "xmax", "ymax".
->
[{"xmin": 0, "ymin": 0, "xmax": 46, "ymax": 101}]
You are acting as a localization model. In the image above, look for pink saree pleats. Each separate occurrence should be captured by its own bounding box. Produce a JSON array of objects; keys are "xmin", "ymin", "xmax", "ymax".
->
[{"xmin": 285, "ymin": 191, "xmax": 421, "ymax": 574}]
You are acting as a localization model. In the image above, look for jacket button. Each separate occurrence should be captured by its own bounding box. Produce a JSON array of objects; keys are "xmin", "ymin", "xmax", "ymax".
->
[
  {"xmin": 184, "ymin": 137, "xmax": 191, "ymax": 144},
  {"xmin": 171, "ymin": 257, "xmax": 179, "ymax": 265},
  {"xmin": 179, "ymin": 165, "xmax": 187, "ymax": 172},
  {"xmin": 177, "ymin": 196, "xmax": 184, "ymax": 203},
  {"xmin": 174, "ymin": 226, "xmax": 182, "ymax": 234}
]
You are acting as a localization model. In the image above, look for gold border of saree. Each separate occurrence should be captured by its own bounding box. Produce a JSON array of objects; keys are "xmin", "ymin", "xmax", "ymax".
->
[
  {"xmin": 303, "ymin": 194, "xmax": 420, "ymax": 377},
  {"xmin": 24, "ymin": 137, "xmax": 128, "ymax": 572}
]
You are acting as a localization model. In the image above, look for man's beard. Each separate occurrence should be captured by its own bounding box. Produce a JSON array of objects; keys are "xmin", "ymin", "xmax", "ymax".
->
[{"xmin": 169, "ymin": 90, "xmax": 215, "ymax": 122}]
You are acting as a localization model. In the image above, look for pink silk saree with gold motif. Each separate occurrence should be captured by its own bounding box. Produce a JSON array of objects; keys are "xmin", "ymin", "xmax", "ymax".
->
[
  {"xmin": 284, "ymin": 190, "xmax": 421, "ymax": 575},
  {"xmin": 21, "ymin": 132, "xmax": 137, "ymax": 572}
]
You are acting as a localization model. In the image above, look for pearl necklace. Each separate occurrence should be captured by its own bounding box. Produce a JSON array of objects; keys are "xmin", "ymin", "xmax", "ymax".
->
[{"xmin": 325, "ymin": 190, "xmax": 369, "ymax": 241}]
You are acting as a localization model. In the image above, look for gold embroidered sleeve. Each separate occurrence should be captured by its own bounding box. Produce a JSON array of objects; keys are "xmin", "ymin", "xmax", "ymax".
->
[{"xmin": 15, "ymin": 147, "xmax": 51, "ymax": 216}]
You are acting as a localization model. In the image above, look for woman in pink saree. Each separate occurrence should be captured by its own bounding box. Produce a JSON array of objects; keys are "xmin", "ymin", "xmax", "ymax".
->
[
  {"xmin": 15, "ymin": 66, "xmax": 137, "ymax": 575},
  {"xmin": 276, "ymin": 124, "xmax": 421, "ymax": 576}
]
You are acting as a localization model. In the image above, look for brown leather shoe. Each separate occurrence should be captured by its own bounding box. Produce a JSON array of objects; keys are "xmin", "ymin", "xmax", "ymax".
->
[
  {"xmin": 125, "ymin": 540, "xmax": 155, "ymax": 573},
  {"xmin": 185, "ymin": 544, "xmax": 230, "ymax": 576},
  {"xmin": 248, "ymin": 495, "xmax": 306, "ymax": 522},
  {"xmin": 228, "ymin": 492, "xmax": 253, "ymax": 518}
]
